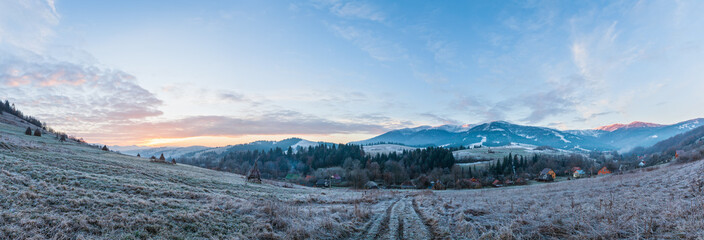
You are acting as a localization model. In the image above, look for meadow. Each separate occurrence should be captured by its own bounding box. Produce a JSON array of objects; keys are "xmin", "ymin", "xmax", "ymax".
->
[{"xmin": 1, "ymin": 122, "xmax": 702, "ymax": 239}]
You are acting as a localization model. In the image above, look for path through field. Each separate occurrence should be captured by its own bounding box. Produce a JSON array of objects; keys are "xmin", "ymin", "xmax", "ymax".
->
[{"xmin": 356, "ymin": 193, "xmax": 436, "ymax": 240}]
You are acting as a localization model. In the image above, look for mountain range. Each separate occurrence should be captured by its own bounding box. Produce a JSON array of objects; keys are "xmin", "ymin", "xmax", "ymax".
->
[
  {"xmin": 354, "ymin": 119, "xmax": 704, "ymax": 152},
  {"xmin": 113, "ymin": 118, "xmax": 704, "ymax": 159}
]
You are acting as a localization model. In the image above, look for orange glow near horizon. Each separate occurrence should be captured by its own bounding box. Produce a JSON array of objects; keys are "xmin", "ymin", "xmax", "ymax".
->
[{"xmin": 136, "ymin": 133, "xmax": 378, "ymax": 147}]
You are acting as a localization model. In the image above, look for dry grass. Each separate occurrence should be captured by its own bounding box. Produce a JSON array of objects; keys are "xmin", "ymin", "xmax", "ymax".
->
[
  {"xmin": 1, "ymin": 120, "xmax": 702, "ymax": 239},
  {"xmin": 0, "ymin": 123, "xmax": 382, "ymax": 239},
  {"xmin": 413, "ymin": 161, "xmax": 704, "ymax": 239}
]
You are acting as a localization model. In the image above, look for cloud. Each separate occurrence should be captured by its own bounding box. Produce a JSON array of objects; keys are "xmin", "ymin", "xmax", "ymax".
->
[
  {"xmin": 517, "ymin": 88, "xmax": 577, "ymax": 124},
  {"xmin": 314, "ymin": 0, "xmax": 385, "ymax": 22},
  {"xmin": 426, "ymin": 40, "xmax": 461, "ymax": 68},
  {"xmin": 0, "ymin": 51, "xmax": 163, "ymax": 134},
  {"xmin": 452, "ymin": 95, "xmax": 510, "ymax": 122},
  {"xmin": 0, "ymin": 0, "xmax": 59, "ymax": 53},
  {"xmin": 572, "ymin": 111, "xmax": 617, "ymax": 122},
  {"xmin": 85, "ymin": 111, "xmax": 389, "ymax": 144},
  {"xmin": 218, "ymin": 91, "xmax": 246, "ymax": 102},
  {"xmin": 329, "ymin": 24, "xmax": 406, "ymax": 61},
  {"xmin": 347, "ymin": 113, "xmax": 414, "ymax": 130},
  {"xmin": 419, "ymin": 113, "xmax": 461, "ymax": 125}
]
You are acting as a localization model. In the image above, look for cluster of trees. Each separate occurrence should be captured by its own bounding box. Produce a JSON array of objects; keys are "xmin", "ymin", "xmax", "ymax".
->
[
  {"xmin": 176, "ymin": 139, "xmax": 639, "ymax": 190},
  {"xmin": 0, "ymin": 100, "xmax": 44, "ymax": 128},
  {"xmin": 177, "ymin": 140, "xmax": 632, "ymax": 189},
  {"xmin": 487, "ymin": 153, "xmax": 601, "ymax": 178},
  {"xmin": 2, "ymin": 99, "xmax": 82, "ymax": 143},
  {"xmin": 177, "ymin": 144, "xmax": 456, "ymax": 188}
]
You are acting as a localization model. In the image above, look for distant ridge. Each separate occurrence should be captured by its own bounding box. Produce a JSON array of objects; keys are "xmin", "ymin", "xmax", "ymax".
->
[
  {"xmin": 116, "ymin": 118, "xmax": 704, "ymax": 155},
  {"xmin": 353, "ymin": 118, "xmax": 704, "ymax": 152},
  {"xmin": 595, "ymin": 121, "xmax": 664, "ymax": 132}
]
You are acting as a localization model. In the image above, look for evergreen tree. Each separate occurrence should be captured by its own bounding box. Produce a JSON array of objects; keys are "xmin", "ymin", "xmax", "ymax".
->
[
  {"xmin": 25, "ymin": 127, "xmax": 32, "ymax": 135},
  {"xmin": 33, "ymin": 129, "xmax": 41, "ymax": 137},
  {"xmin": 101, "ymin": 145, "xmax": 109, "ymax": 151}
]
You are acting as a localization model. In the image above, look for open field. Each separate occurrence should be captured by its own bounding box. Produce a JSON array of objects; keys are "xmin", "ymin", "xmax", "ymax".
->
[
  {"xmin": 363, "ymin": 144, "xmax": 419, "ymax": 155},
  {"xmin": 0, "ymin": 123, "xmax": 387, "ymax": 239},
  {"xmin": 1, "ymin": 121, "xmax": 703, "ymax": 239},
  {"xmin": 453, "ymin": 144, "xmax": 573, "ymax": 161},
  {"xmin": 415, "ymin": 162, "xmax": 704, "ymax": 239}
]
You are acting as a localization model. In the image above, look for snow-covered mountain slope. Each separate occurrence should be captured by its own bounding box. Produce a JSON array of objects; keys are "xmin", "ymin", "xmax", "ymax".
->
[
  {"xmin": 595, "ymin": 121, "xmax": 664, "ymax": 132},
  {"xmin": 356, "ymin": 118, "xmax": 704, "ymax": 152},
  {"xmin": 576, "ymin": 118, "xmax": 704, "ymax": 152},
  {"xmin": 354, "ymin": 121, "xmax": 612, "ymax": 151},
  {"xmin": 117, "ymin": 118, "xmax": 704, "ymax": 156}
]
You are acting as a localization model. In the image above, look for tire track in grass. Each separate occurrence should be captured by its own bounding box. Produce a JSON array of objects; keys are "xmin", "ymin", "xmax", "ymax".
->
[
  {"xmin": 397, "ymin": 197, "xmax": 431, "ymax": 240},
  {"xmin": 412, "ymin": 197, "xmax": 447, "ymax": 239},
  {"xmin": 356, "ymin": 197, "xmax": 400, "ymax": 240},
  {"xmin": 386, "ymin": 198, "xmax": 403, "ymax": 239}
]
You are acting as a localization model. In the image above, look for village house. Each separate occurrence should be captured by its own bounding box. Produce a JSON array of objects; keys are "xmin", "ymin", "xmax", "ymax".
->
[
  {"xmin": 573, "ymin": 169, "xmax": 586, "ymax": 178},
  {"xmin": 492, "ymin": 179, "xmax": 503, "ymax": 187},
  {"xmin": 538, "ymin": 168, "xmax": 556, "ymax": 182},
  {"xmin": 597, "ymin": 166, "xmax": 611, "ymax": 175},
  {"xmin": 315, "ymin": 179, "xmax": 329, "ymax": 188}
]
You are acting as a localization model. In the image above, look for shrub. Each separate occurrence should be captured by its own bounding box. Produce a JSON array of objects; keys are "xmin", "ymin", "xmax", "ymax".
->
[
  {"xmin": 33, "ymin": 129, "xmax": 41, "ymax": 137},
  {"xmin": 25, "ymin": 127, "xmax": 32, "ymax": 135}
]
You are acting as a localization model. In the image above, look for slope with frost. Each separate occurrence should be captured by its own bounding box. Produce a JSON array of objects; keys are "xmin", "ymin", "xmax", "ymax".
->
[
  {"xmin": 1, "ymin": 117, "xmax": 701, "ymax": 239},
  {"xmin": 0, "ymin": 122, "xmax": 373, "ymax": 239}
]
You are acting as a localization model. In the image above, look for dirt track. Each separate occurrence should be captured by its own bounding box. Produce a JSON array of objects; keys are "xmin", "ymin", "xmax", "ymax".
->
[{"xmin": 356, "ymin": 194, "xmax": 436, "ymax": 240}]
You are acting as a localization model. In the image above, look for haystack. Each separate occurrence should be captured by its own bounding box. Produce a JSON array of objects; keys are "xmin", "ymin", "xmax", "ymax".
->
[{"xmin": 247, "ymin": 162, "xmax": 262, "ymax": 184}]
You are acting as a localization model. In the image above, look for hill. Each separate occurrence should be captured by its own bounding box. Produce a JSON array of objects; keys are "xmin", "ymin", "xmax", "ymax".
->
[
  {"xmin": 582, "ymin": 118, "xmax": 704, "ymax": 152},
  {"xmin": 1, "ymin": 118, "xmax": 702, "ymax": 238},
  {"xmin": 0, "ymin": 117, "xmax": 368, "ymax": 239},
  {"xmin": 355, "ymin": 119, "xmax": 704, "ymax": 152},
  {"xmin": 354, "ymin": 121, "xmax": 612, "ymax": 151}
]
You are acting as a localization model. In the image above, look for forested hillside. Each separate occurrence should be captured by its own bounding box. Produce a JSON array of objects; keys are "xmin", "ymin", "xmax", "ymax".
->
[
  {"xmin": 629, "ymin": 125, "xmax": 704, "ymax": 165},
  {"xmin": 178, "ymin": 144, "xmax": 455, "ymax": 188}
]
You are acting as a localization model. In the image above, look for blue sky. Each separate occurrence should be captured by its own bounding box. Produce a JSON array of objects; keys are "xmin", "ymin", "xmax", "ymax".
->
[{"xmin": 1, "ymin": 0, "xmax": 703, "ymax": 146}]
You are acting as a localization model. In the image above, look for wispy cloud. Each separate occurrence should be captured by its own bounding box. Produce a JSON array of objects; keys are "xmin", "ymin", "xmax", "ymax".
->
[
  {"xmin": 328, "ymin": 24, "xmax": 406, "ymax": 62},
  {"xmin": 452, "ymin": 95, "xmax": 510, "ymax": 122},
  {"xmin": 313, "ymin": 0, "xmax": 385, "ymax": 22},
  {"xmin": 419, "ymin": 113, "xmax": 461, "ymax": 125},
  {"xmin": 0, "ymin": 0, "xmax": 59, "ymax": 53}
]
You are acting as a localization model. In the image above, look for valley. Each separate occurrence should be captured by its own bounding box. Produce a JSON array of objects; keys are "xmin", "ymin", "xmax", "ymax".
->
[{"xmin": 1, "ymin": 118, "xmax": 703, "ymax": 239}]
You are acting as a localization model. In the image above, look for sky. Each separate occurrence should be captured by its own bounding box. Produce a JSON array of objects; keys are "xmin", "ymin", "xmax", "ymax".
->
[{"xmin": 1, "ymin": 0, "xmax": 703, "ymax": 147}]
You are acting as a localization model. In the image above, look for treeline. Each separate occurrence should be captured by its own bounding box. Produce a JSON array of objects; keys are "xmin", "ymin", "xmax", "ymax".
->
[
  {"xmin": 177, "ymin": 141, "xmax": 631, "ymax": 189},
  {"xmin": 485, "ymin": 153, "xmax": 605, "ymax": 178},
  {"xmin": 0, "ymin": 100, "xmax": 44, "ymax": 128},
  {"xmin": 177, "ymin": 144, "xmax": 456, "ymax": 188},
  {"xmin": 1, "ymin": 99, "xmax": 84, "ymax": 143}
]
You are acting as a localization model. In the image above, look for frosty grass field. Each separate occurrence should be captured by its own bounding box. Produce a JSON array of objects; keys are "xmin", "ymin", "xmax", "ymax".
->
[{"xmin": 1, "ymin": 122, "xmax": 703, "ymax": 239}]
